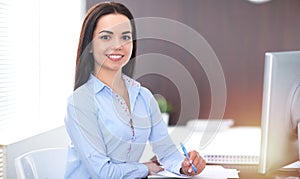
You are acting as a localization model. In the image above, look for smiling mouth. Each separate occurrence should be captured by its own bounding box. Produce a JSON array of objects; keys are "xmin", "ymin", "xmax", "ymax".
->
[{"xmin": 106, "ymin": 54, "xmax": 124, "ymax": 61}]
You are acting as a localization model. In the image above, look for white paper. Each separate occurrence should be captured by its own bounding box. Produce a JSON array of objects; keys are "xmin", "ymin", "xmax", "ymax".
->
[{"xmin": 149, "ymin": 165, "xmax": 239, "ymax": 178}]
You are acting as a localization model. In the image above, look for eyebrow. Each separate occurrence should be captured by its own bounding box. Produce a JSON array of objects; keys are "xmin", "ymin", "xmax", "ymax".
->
[
  {"xmin": 99, "ymin": 30, "xmax": 113, "ymax": 34},
  {"xmin": 98, "ymin": 30, "xmax": 132, "ymax": 35},
  {"xmin": 122, "ymin": 31, "xmax": 132, "ymax": 35}
]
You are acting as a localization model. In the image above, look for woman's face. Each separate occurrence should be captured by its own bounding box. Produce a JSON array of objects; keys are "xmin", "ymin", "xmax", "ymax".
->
[{"xmin": 91, "ymin": 13, "xmax": 133, "ymax": 75}]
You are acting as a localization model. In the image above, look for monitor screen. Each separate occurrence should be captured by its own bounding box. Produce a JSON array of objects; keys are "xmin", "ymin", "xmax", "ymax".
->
[{"xmin": 258, "ymin": 50, "xmax": 300, "ymax": 174}]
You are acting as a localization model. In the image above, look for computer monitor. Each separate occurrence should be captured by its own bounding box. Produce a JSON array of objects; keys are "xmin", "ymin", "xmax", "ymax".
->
[{"xmin": 258, "ymin": 50, "xmax": 300, "ymax": 174}]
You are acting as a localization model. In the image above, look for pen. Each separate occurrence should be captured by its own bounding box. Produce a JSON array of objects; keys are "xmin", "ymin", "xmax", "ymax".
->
[{"xmin": 180, "ymin": 142, "xmax": 197, "ymax": 173}]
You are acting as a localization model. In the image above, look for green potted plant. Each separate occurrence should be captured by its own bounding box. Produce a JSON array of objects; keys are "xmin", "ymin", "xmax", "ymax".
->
[{"xmin": 154, "ymin": 94, "xmax": 173, "ymax": 125}]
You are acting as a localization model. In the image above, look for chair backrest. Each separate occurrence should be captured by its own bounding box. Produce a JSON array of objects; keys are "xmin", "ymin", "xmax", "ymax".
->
[{"xmin": 15, "ymin": 148, "xmax": 67, "ymax": 179}]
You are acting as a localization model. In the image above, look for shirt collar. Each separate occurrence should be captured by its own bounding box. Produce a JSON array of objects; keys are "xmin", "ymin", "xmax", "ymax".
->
[
  {"xmin": 87, "ymin": 73, "xmax": 141, "ymax": 94},
  {"xmin": 87, "ymin": 74, "xmax": 105, "ymax": 94},
  {"xmin": 122, "ymin": 74, "xmax": 141, "ymax": 90}
]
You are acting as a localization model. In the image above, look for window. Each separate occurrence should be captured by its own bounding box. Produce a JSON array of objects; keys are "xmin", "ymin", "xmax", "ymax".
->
[{"xmin": 0, "ymin": 0, "xmax": 84, "ymax": 140}]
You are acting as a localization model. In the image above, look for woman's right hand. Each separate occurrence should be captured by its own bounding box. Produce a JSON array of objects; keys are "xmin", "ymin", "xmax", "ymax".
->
[{"xmin": 143, "ymin": 161, "xmax": 164, "ymax": 175}]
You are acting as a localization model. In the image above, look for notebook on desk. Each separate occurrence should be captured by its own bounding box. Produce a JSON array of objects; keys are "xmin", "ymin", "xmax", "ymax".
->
[
  {"xmin": 198, "ymin": 127, "xmax": 261, "ymax": 165},
  {"xmin": 149, "ymin": 165, "xmax": 239, "ymax": 178}
]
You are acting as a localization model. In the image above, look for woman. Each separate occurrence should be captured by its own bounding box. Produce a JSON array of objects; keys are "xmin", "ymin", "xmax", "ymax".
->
[{"xmin": 64, "ymin": 2, "xmax": 206, "ymax": 178}]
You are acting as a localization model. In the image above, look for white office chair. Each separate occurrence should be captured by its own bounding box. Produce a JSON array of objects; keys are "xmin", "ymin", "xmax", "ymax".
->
[{"xmin": 15, "ymin": 148, "xmax": 67, "ymax": 179}]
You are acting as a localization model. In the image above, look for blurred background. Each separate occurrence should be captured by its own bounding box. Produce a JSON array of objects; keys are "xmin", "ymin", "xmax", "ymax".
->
[{"xmin": 87, "ymin": 0, "xmax": 300, "ymax": 126}]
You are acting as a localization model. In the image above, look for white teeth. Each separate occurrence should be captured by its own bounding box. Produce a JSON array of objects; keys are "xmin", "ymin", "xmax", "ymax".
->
[{"xmin": 108, "ymin": 55, "xmax": 122, "ymax": 59}]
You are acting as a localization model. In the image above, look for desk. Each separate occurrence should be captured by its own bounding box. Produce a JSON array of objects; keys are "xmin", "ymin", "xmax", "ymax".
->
[
  {"xmin": 142, "ymin": 126, "xmax": 300, "ymax": 179},
  {"xmin": 222, "ymin": 164, "xmax": 300, "ymax": 179},
  {"xmin": 148, "ymin": 165, "xmax": 300, "ymax": 178}
]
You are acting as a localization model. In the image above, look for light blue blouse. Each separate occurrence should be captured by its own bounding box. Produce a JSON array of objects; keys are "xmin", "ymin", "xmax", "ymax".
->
[{"xmin": 64, "ymin": 74, "xmax": 184, "ymax": 179}]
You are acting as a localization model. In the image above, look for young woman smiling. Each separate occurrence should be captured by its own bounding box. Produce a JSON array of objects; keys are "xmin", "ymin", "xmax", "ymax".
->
[{"xmin": 64, "ymin": 2, "xmax": 206, "ymax": 178}]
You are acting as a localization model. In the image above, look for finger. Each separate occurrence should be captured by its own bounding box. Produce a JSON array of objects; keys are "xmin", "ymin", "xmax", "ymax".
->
[
  {"xmin": 195, "ymin": 157, "xmax": 206, "ymax": 174},
  {"xmin": 188, "ymin": 152, "xmax": 206, "ymax": 175},
  {"xmin": 157, "ymin": 166, "xmax": 164, "ymax": 173},
  {"xmin": 188, "ymin": 167, "xmax": 193, "ymax": 174},
  {"xmin": 199, "ymin": 158, "xmax": 206, "ymax": 173},
  {"xmin": 151, "ymin": 163, "xmax": 164, "ymax": 174},
  {"xmin": 187, "ymin": 151, "xmax": 200, "ymax": 169},
  {"xmin": 182, "ymin": 157, "xmax": 190, "ymax": 167},
  {"xmin": 188, "ymin": 150, "xmax": 198, "ymax": 163},
  {"xmin": 181, "ymin": 161, "xmax": 192, "ymax": 175},
  {"xmin": 183, "ymin": 166, "xmax": 193, "ymax": 175}
]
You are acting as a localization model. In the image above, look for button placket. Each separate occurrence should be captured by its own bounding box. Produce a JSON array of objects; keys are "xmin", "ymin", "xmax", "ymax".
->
[{"xmin": 114, "ymin": 93, "xmax": 135, "ymax": 160}]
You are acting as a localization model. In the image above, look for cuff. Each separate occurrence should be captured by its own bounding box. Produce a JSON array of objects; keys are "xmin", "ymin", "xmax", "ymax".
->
[{"xmin": 136, "ymin": 163, "xmax": 149, "ymax": 178}]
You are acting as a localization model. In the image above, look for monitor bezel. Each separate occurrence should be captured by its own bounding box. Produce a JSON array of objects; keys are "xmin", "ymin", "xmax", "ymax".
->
[{"xmin": 258, "ymin": 50, "xmax": 300, "ymax": 174}]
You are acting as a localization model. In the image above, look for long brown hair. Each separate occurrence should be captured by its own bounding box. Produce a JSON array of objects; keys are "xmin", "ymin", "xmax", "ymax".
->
[{"xmin": 74, "ymin": 2, "xmax": 137, "ymax": 90}]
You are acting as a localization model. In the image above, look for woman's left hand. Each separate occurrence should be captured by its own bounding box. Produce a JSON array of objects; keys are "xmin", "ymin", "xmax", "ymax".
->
[{"xmin": 180, "ymin": 150, "xmax": 206, "ymax": 176}]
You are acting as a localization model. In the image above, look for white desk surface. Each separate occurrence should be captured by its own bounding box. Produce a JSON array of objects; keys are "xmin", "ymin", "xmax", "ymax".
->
[{"xmin": 140, "ymin": 125, "xmax": 261, "ymax": 162}]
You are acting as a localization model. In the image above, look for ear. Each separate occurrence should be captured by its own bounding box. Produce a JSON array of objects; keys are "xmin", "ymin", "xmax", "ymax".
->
[{"xmin": 88, "ymin": 42, "xmax": 93, "ymax": 53}]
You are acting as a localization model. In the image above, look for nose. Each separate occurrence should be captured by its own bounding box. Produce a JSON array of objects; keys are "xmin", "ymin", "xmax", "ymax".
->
[{"xmin": 110, "ymin": 39, "xmax": 123, "ymax": 50}]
